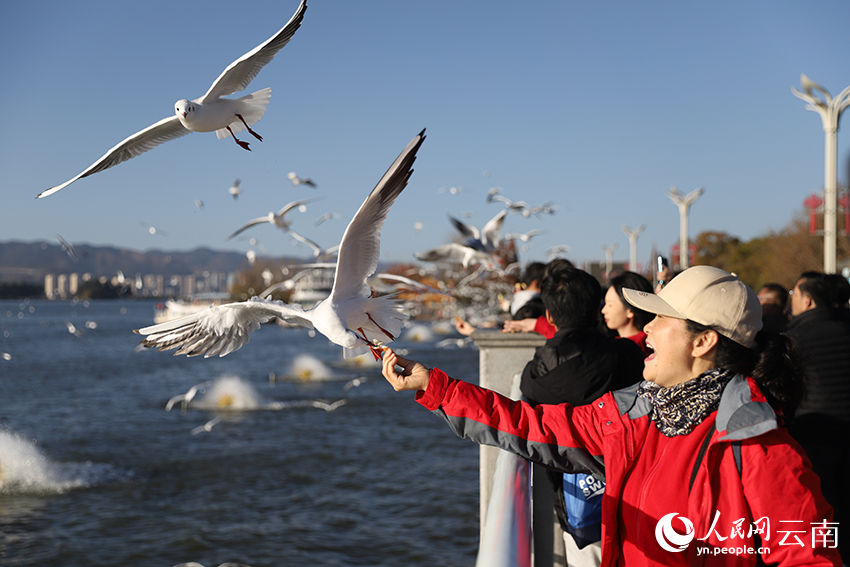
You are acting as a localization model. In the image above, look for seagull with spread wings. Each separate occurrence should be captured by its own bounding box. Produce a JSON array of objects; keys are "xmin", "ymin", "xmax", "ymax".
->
[
  {"xmin": 287, "ymin": 172, "xmax": 317, "ymax": 188},
  {"xmin": 38, "ymin": 0, "xmax": 307, "ymax": 198},
  {"xmin": 135, "ymin": 129, "xmax": 426, "ymax": 360},
  {"xmin": 504, "ymin": 229, "xmax": 543, "ymax": 243},
  {"xmin": 314, "ymin": 212, "xmax": 341, "ymax": 226},
  {"xmin": 414, "ymin": 210, "xmax": 506, "ymax": 269},
  {"xmin": 225, "ymin": 198, "xmax": 317, "ymax": 241},
  {"xmin": 486, "ymin": 188, "xmax": 535, "ymax": 217},
  {"xmin": 287, "ymin": 229, "xmax": 340, "ymax": 261}
]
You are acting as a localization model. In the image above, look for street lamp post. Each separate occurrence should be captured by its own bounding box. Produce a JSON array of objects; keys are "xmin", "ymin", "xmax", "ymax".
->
[
  {"xmin": 600, "ymin": 243, "xmax": 618, "ymax": 281},
  {"xmin": 793, "ymin": 74, "xmax": 850, "ymax": 274},
  {"xmin": 621, "ymin": 225, "xmax": 645, "ymax": 272},
  {"xmin": 665, "ymin": 186, "xmax": 704, "ymax": 270}
]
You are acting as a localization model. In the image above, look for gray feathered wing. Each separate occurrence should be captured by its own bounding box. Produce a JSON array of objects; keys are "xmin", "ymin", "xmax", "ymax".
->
[
  {"xmin": 134, "ymin": 297, "xmax": 313, "ymax": 358},
  {"xmin": 38, "ymin": 116, "xmax": 189, "ymax": 198},
  {"xmin": 330, "ymin": 130, "xmax": 426, "ymax": 302},
  {"xmin": 199, "ymin": 0, "xmax": 307, "ymax": 103}
]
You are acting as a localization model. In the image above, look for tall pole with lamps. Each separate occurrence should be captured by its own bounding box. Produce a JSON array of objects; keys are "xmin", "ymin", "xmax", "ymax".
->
[
  {"xmin": 621, "ymin": 225, "xmax": 645, "ymax": 272},
  {"xmin": 792, "ymin": 74, "xmax": 850, "ymax": 274},
  {"xmin": 665, "ymin": 186, "xmax": 704, "ymax": 270},
  {"xmin": 600, "ymin": 243, "xmax": 618, "ymax": 282}
]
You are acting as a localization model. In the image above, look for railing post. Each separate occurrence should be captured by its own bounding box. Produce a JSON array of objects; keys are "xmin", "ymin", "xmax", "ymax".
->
[
  {"xmin": 472, "ymin": 331, "xmax": 566, "ymax": 566},
  {"xmin": 471, "ymin": 331, "xmax": 544, "ymax": 524}
]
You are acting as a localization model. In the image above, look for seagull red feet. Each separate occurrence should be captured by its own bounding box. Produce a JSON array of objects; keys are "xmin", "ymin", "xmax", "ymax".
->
[
  {"xmin": 236, "ymin": 113, "xmax": 264, "ymax": 142},
  {"xmin": 357, "ymin": 327, "xmax": 384, "ymax": 361},
  {"xmin": 227, "ymin": 126, "xmax": 251, "ymax": 151}
]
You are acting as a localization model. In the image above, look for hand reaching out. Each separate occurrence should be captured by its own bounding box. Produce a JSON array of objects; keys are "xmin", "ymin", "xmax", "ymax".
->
[
  {"xmin": 502, "ymin": 318, "xmax": 537, "ymax": 333},
  {"xmin": 455, "ymin": 318, "xmax": 476, "ymax": 336},
  {"xmin": 382, "ymin": 348, "xmax": 431, "ymax": 392}
]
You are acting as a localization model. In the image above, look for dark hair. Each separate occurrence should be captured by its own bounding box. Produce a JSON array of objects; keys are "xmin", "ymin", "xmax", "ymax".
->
[
  {"xmin": 609, "ymin": 271, "xmax": 654, "ymax": 330},
  {"xmin": 541, "ymin": 267, "xmax": 602, "ymax": 329},
  {"xmin": 686, "ymin": 320, "xmax": 805, "ymax": 418},
  {"xmin": 521, "ymin": 262, "xmax": 546, "ymax": 287},
  {"xmin": 797, "ymin": 271, "xmax": 832, "ymax": 308},
  {"xmin": 543, "ymin": 258, "xmax": 575, "ymax": 279},
  {"xmin": 513, "ymin": 296, "xmax": 545, "ymax": 320},
  {"xmin": 826, "ymin": 274, "xmax": 850, "ymax": 307},
  {"xmin": 759, "ymin": 283, "xmax": 788, "ymax": 310}
]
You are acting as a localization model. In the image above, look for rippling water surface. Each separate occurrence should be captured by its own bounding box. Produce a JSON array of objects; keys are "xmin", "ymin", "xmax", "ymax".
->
[{"xmin": 0, "ymin": 299, "xmax": 480, "ymax": 567}]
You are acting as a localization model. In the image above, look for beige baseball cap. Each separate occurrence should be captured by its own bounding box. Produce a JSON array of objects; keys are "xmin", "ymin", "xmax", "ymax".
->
[{"xmin": 622, "ymin": 266, "xmax": 762, "ymax": 348}]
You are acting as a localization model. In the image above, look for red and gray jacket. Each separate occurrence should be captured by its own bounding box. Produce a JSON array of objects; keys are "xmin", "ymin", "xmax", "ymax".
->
[{"xmin": 417, "ymin": 369, "xmax": 840, "ymax": 566}]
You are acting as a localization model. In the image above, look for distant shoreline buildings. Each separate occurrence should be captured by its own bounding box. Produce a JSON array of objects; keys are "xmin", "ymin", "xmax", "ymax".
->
[{"xmin": 42, "ymin": 271, "xmax": 238, "ymax": 300}]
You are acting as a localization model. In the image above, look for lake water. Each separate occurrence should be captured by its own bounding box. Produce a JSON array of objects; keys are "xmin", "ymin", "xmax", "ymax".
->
[{"xmin": 0, "ymin": 299, "xmax": 481, "ymax": 567}]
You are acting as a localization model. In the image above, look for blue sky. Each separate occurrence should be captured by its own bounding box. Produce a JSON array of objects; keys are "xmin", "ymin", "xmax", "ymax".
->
[{"xmin": 1, "ymin": 0, "xmax": 848, "ymax": 271}]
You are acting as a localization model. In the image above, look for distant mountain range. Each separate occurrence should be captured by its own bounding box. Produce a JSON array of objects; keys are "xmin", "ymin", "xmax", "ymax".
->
[{"xmin": 0, "ymin": 240, "xmax": 298, "ymax": 283}]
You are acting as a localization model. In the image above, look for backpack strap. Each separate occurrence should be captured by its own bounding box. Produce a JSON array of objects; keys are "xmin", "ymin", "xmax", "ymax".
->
[
  {"xmin": 689, "ymin": 430, "xmax": 744, "ymax": 494},
  {"xmin": 688, "ymin": 426, "xmax": 714, "ymax": 494}
]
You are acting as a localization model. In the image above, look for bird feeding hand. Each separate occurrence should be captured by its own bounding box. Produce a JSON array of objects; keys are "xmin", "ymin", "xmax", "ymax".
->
[{"xmin": 382, "ymin": 348, "xmax": 430, "ymax": 392}]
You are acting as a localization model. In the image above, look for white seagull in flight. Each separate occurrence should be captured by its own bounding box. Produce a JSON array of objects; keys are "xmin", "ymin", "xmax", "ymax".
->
[
  {"xmin": 225, "ymin": 198, "xmax": 317, "ymax": 241},
  {"xmin": 414, "ymin": 209, "xmax": 507, "ymax": 269},
  {"xmin": 165, "ymin": 381, "xmax": 216, "ymax": 412},
  {"xmin": 37, "ymin": 0, "xmax": 307, "ymax": 198},
  {"xmin": 134, "ymin": 129, "xmax": 426, "ymax": 360},
  {"xmin": 287, "ymin": 229, "xmax": 340, "ymax": 261},
  {"xmin": 314, "ymin": 212, "xmax": 341, "ymax": 226},
  {"xmin": 228, "ymin": 179, "xmax": 242, "ymax": 200},
  {"xmin": 287, "ymin": 172, "xmax": 317, "ymax": 188}
]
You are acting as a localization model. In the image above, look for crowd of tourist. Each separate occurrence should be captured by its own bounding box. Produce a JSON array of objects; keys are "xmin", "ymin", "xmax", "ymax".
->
[{"xmin": 390, "ymin": 261, "xmax": 848, "ymax": 566}]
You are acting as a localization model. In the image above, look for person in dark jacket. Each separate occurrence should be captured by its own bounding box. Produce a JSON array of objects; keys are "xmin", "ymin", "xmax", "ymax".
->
[
  {"xmin": 756, "ymin": 282, "xmax": 789, "ymax": 337},
  {"xmin": 786, "ymin": 271, "xmax": 850, "ymax": 561},
  {"xmin": 519, "ymin": 267, "xmax": 645, "ymax": 406},
  {"xmin": 519, "ymin": 267, "xmax": 644, "ymax": 564}
]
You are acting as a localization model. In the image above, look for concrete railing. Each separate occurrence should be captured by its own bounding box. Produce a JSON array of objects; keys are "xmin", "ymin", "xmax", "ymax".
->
[{"xmin": 472, "ymin": 331, "xmax": 566, "ymax": 567}]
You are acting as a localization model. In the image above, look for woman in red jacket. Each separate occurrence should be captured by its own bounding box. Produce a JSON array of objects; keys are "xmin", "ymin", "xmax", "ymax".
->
[{"xmin": 383, "ymin": 266, "xmax": 840, "ymax": 566}]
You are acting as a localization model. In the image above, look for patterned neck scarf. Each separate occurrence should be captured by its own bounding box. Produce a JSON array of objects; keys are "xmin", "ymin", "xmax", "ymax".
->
[{"xmin": 637, "ymin": 368, "xmax": 734, "ymax": 437}]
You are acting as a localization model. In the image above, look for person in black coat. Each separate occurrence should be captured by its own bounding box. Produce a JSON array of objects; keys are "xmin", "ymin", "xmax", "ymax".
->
[
  {"xmin": 520, "ymin": 267, "xmax": 645, "ymax": 406},
  {"xmin": 786, "ymin": 270, "xmax": 850, "ymax": 561}
]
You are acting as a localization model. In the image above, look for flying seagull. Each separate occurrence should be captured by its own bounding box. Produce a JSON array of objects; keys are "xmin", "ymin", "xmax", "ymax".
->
[
  {"xmin": 414, "ymin": 242, "xmax": 497, "ymax": 270},
  {"xmin": 37, "ymin": 0, "xmax": 307, "ymax": 198},
  {"xmin": 165, "ymin": 381, "xmax": 216, "ymax": 412},
  {"xmin": 55, "ymin": 234, "xmax": 79, "ymax": 263},
  {"xmin": 449, "ymin": 209, "xmax": 507, "ymax": 251},
  {"xmin": 486, "ymin": 188, "xmax": 535, "ymax": 217},
  {"xmin": 226, "ymin": 198, "xmax": 317, "ymax": 241},
  {"xmin": 287, "ymin": 229, "xmax": 340, "ymax": 261},
  {"xmin": 287, "ymin": 172, "xmax": 317, "ymax": 188},
  {"xmin": 228, "ymin": 179, "xmax": 242, "ymax": 199},
  {"xmin": 65, "ymin": 321, "xmax": 84, "ymax": 338},
  {"xmin": 190, "ymin": 416, "xmax": 223, "ymax": 435},
  {"xmin": 314, "ymin": 212, "xmax": 341, "ymax": 226},
  {"xmin": 135, "ymin": 129, "xmax": 426, "ymax": 360},
  {"xmin": 414, "ymin": 209, "xmax": 506, "ymax": 269},
  {"xmin": 504, "ymin": 229, "xmax": 543, "ymax": 243}
]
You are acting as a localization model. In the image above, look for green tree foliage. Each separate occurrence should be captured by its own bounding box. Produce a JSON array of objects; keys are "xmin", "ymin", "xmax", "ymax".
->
[
  {"xmin": 0, "ymin": 283, "xmax": 44, "ymax": 299},
  {"xmin": 76, "ymin": 279, "xmax": 130, "ymax": 299},
  {"xmin": 693, "ymin": 210, "xmax": 850, "ymax": 291},
  {"xmin": 693, "ymin": 231, "xmax": 741, "ymax": 272},
  {"xmin": 230, "ymin": 259, "xmax": 291, "ymax": 301}
]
